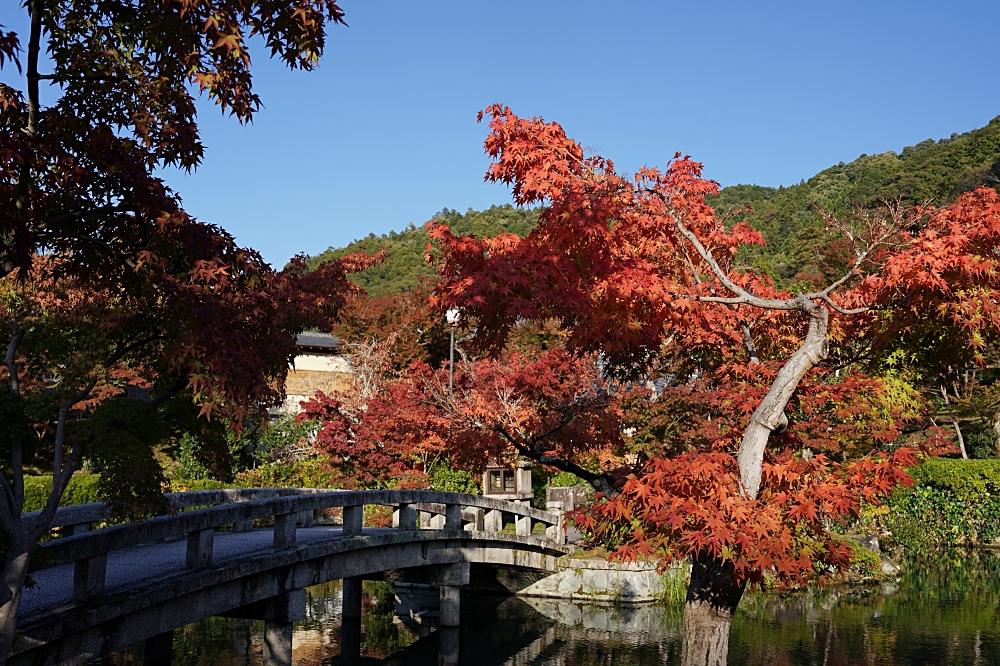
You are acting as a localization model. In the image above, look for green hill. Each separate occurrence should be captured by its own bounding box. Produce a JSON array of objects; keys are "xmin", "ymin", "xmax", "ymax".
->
[
  {"xmin": 710, "ymin": 116, "xmax": 1000, "ymax": 281},
  {"xmin": 305, "ymin": 116, "xmax": 1000, "ymax": 293},
  {"xmin": 304, "ymin": 205, "xmax": 540, "ymax": 297}
]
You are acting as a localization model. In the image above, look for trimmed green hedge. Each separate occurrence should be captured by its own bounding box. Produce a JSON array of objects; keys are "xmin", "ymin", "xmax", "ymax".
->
[
  {"xmin": 875, "ymin": 459, "xmax": 1000, "ymax": 551},
  {"xmin": 22, "ymin": 474, "xmax": 102, "ymax": 513},
  {"xmin": 168, "ymin": 478, "xmax": 228, "ymax": 492},
  {"xmin": 23, "ymin": 475, "xmax": 236, "ymax": 514},
  {"xmin": 908, "ymin": 458, "xmax": 1000, "ymax": 500}
]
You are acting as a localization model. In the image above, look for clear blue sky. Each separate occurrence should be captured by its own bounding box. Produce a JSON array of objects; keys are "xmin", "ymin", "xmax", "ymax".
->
[{"xmin": 4, "ymin": 1, "xmax": 1000, "ymax": 265}]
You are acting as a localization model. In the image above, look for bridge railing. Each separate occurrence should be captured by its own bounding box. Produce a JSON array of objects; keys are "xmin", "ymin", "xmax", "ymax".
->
[{"xmin": 30, "ymin": 489, "xmax": 565, "ymax": 605}]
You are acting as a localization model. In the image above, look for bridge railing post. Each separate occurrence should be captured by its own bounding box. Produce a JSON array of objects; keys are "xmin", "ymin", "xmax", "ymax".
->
[
  {"xmin": 464, "ymin": 507, "xmax": 484, "ymax": 531},
  {"xmin": 232, "ymin": 517, "xmax": 253, "ymax": 532},
  {"xmin": 273, "ymin": 513, "xmax": 296, "ymax": 548},
  {"xmin": 485, "ymin": 508, "xmax": 502, "ymax": 533},
  {"xmin": 545, "ymin": 501, "xmax": 565, "ymax": 545},
  {"xmin": 515, "ymin": 512, "xmax": 531, "ymax": 536},
  {"xmin": 186, "ymin": 528, "xmax": 214, "ymax": 569},
  {"xmin": 342, "ymin": 504, "xmax": 363, "ymax": 536},
  {"xmin": 395, "ymin": 503, "xmax": 416, "ymax": 530},
  {"xmin": 444, "ymin": 503, "xmax": 462, "ymax": 530},
  {"xmin": 72, "ymin": 552, "xmax": 107, "ymax": 603},
  {"xmin": 67, "ymin": 522, "xmax": 90, "ymax": 536}
]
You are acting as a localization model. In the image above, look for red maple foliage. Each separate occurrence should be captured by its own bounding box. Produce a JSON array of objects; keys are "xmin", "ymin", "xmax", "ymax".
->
[
  {"xmin": 300, "ymin": 346, "xmax": 624, "ymax": 490},
  {"xmin": 0, "ymin": 0, "xmax": 352, "ymax": 651},
  {"xmin": 575, "ymin": 448, "xmax": 919, "ymax": 589},
  {"xmin": 332, "ymin": 284, "xmax": 451, "ymax": 370},
  {"xmin": 427, "ymin": 105, "xmax": 1000, "ymax": 610}
]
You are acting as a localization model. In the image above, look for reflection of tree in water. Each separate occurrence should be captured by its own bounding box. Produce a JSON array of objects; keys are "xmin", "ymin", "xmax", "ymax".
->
[
  {"xmin": 730, "ymin": 549, "xmax": 1000, "ymax": 666},
  {"xmin": 100, "ymin": 615, "xmax": 264, "ymax": 665},
  {"xmin": 360, "ymin": 581, "xmax": 420, "ymax": 659}
]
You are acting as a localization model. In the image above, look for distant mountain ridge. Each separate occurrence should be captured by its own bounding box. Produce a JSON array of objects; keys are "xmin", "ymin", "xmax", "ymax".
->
[{"xmin": 305, "ymin": 116, "xmax": 1000, "ymax": 294}]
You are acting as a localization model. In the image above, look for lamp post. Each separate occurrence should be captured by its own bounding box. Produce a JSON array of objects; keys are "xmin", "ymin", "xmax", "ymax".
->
[{"xmin": 446, "ymin": 308, "xmax": 460, "ymax": 399}]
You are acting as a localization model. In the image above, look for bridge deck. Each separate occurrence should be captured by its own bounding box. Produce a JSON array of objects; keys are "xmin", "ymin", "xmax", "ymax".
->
[{"xmin": 21, "ymin": 526, "xmax": 364, "ymax": 618}]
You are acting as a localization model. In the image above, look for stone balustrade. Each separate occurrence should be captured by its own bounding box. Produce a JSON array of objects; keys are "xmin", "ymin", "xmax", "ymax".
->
[{"xmin": 30, "ymin": 488, "xmax": 564, "ymax": 606}]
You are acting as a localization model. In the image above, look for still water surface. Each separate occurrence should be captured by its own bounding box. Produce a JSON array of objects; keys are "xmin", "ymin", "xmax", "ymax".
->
[{"xmin": 103, "ymin": 551, "xmax": 1000, "ymax": 665}]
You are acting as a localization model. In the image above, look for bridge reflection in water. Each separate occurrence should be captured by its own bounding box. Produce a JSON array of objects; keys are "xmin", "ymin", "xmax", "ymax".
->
[
  {"xmin": 100, "ymin": 580, "xmax": 677, "ymax": 666},
  {"xmin": 100, "ymin": 550, "xmax": 1000, "ymax": 666},
  {"xmin": 12, "ymin": 489, "xmax": 569, "ymax": 666}
]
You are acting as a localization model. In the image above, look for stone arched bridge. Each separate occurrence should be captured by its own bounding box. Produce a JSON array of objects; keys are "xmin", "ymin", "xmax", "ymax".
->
[{"xmin": 12, "ymin": 488, "xmax": 571, "ymax": 666}]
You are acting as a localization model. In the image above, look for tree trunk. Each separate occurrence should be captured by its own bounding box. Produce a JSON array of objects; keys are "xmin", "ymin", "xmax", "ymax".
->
[
  {"xmin": 0, "ymin": 539, "xmax": 33, "ymax": 665},
  {"xmin": 951, "ymin": 419, "xmax": 969, "ymax": 460},
  {"xmin": 738, "ymin": 301, "xmax": 829, "ymax": 498},
  {"xmin": 681, "ymin": 551, "xmax": 746, "ymax": 666},
  {"xmin": 993, "ymin": 412, "xmax": 1000, "ymax": 458},
  {"xmin": 685, "ymin": 302, "xmax": 827, "ymax": 664},
  {"xmin": 939, "ymin": 386, "xmax": 968, "ymax": 459}
]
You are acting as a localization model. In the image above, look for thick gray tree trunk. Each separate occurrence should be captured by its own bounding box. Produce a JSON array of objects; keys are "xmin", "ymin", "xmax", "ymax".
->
[
  {"xmin": 0, "ymin": 541, "xmax": 32, "ymax": 662},
  {"xmin": 680, "ymin": 551, "xmax": 746, "ymax": 666},
  {"xmin": 737, "ymin": 302, "xmax": 829, "ymax": 499},
  {"xmin": 683, "ymin": 302, "xmax": 831, "ymax": 666}
]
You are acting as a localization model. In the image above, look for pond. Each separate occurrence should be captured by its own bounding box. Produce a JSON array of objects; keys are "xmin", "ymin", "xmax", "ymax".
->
[{"xmin": 99, "ymin": 550, "xmax": 1000, "ymax": 665}]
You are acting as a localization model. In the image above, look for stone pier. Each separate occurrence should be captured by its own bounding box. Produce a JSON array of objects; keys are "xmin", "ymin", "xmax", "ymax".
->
[
  {"xmin": 222, "ymin": 590, "xmax": 306, "ymax": 666},
  {"xmin": 340, "ymin": 577, "xmax": 363, "ymax": 660},
  {"xmin": 438, "ymin": 626, "xmax": 460, "ymax": 666}
]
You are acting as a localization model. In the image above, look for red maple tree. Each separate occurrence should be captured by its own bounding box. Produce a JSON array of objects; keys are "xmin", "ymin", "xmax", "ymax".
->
[
  {"xmin": 300, "ymin": 344, "xmax": 624, "ymax": 489},
  {"xmin": 427, "ymin": 105, "xmax": 1000, "ymax": 665},
  {"xmin": 0, "ymin": 0, "xmax": 353, "ymax": 656}
]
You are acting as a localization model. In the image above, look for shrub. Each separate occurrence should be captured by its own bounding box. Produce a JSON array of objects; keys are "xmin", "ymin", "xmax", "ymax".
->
[
  {"xmin": 880, "ymin": 485, "xmax": 1000, "ymax": 550},
  {"xmin": 22, "ymin": 474, "xmax": 101, "ymax": 512},
  {"xmin": 232, "ymin": 458, "xmax": 338, "ymax": 489},
  {"xmin": 428, "ymin": 463, "xmax": 480, "ymax": 494},
  {"xmin": 551, "ymin": 471, "xmax": 583, "ymax": 487},
  {"xmin": 908, "ymin": 458, "xmax": 1000, "ymax": 499},
  {"xmin": 848, "ymin": 542, "xmax": 883, "ymax": 580},
  {"xmin": 868, "ymin": 459, "xmax": 1000, "ymax": 551},
  {"xmin": 175, "ymin": 433, "xmax": 214, "ymax": 481},
  {"xmin": 169, "ymin": 478, "xmax": 228, "ymax": 492}
]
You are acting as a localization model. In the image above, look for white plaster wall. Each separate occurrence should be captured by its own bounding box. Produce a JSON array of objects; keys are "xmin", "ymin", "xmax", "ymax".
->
[
  {"xmin": 292, "ymin": 353, "xmax": 351, "ymax": 372},
  {"xmin": 280, "ymin": 394, "xmax": 309, "ymax": 414}
]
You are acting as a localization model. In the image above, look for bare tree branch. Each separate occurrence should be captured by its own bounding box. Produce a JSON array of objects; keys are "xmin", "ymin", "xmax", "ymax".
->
[
  {"xmin": 0, "ymin": 473, "xmax": 19, "ymax": 536},
  {"xmin": 6, "ymin": 327, "xmax": 24, "ymax": 394},
  {"xmin": 491, "ymin": 424, "xmax": 616, "ymax": 494},
  {"xmin": 39, "ymin": 204, "xmax": 139, "ymax": 229},
  {"xmin": 814, "ymin": 293, "xmax": 871, "ymax": 316}
]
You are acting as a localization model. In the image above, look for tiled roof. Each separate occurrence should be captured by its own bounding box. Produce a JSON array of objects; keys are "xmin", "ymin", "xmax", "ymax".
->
[{"xmin": 295, "ymin": 331, "xmax": 340, "ymax": 350}]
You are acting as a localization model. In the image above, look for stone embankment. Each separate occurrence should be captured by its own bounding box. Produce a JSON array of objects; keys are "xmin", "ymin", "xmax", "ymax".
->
[{"xmin": 517, "ymin": 558, "xmax": 680, "ymax": 603}]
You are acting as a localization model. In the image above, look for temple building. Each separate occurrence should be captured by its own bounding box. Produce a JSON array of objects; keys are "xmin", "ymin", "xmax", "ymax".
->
[{"xmin": 277, "ymin": 332, "xmax": 353, "ymax": 415}]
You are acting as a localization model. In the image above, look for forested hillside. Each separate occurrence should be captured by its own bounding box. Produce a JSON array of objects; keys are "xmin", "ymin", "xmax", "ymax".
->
[
  {"xmin": 305, "ymin": 206, "xmax": 539, "ymax": 296},
  {"xmin": 305, "ymin": 116, "xmax": 1000, "ymax": 293},
  {"xmin": 712, "ymin": 115, "xmax": 1000, "ymax": 283}
]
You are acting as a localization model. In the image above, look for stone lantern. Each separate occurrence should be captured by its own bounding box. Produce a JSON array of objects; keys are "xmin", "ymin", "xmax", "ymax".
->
[{"xmin": 482, "ymin": 460, "xmax": 533, "ymax": 505}]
